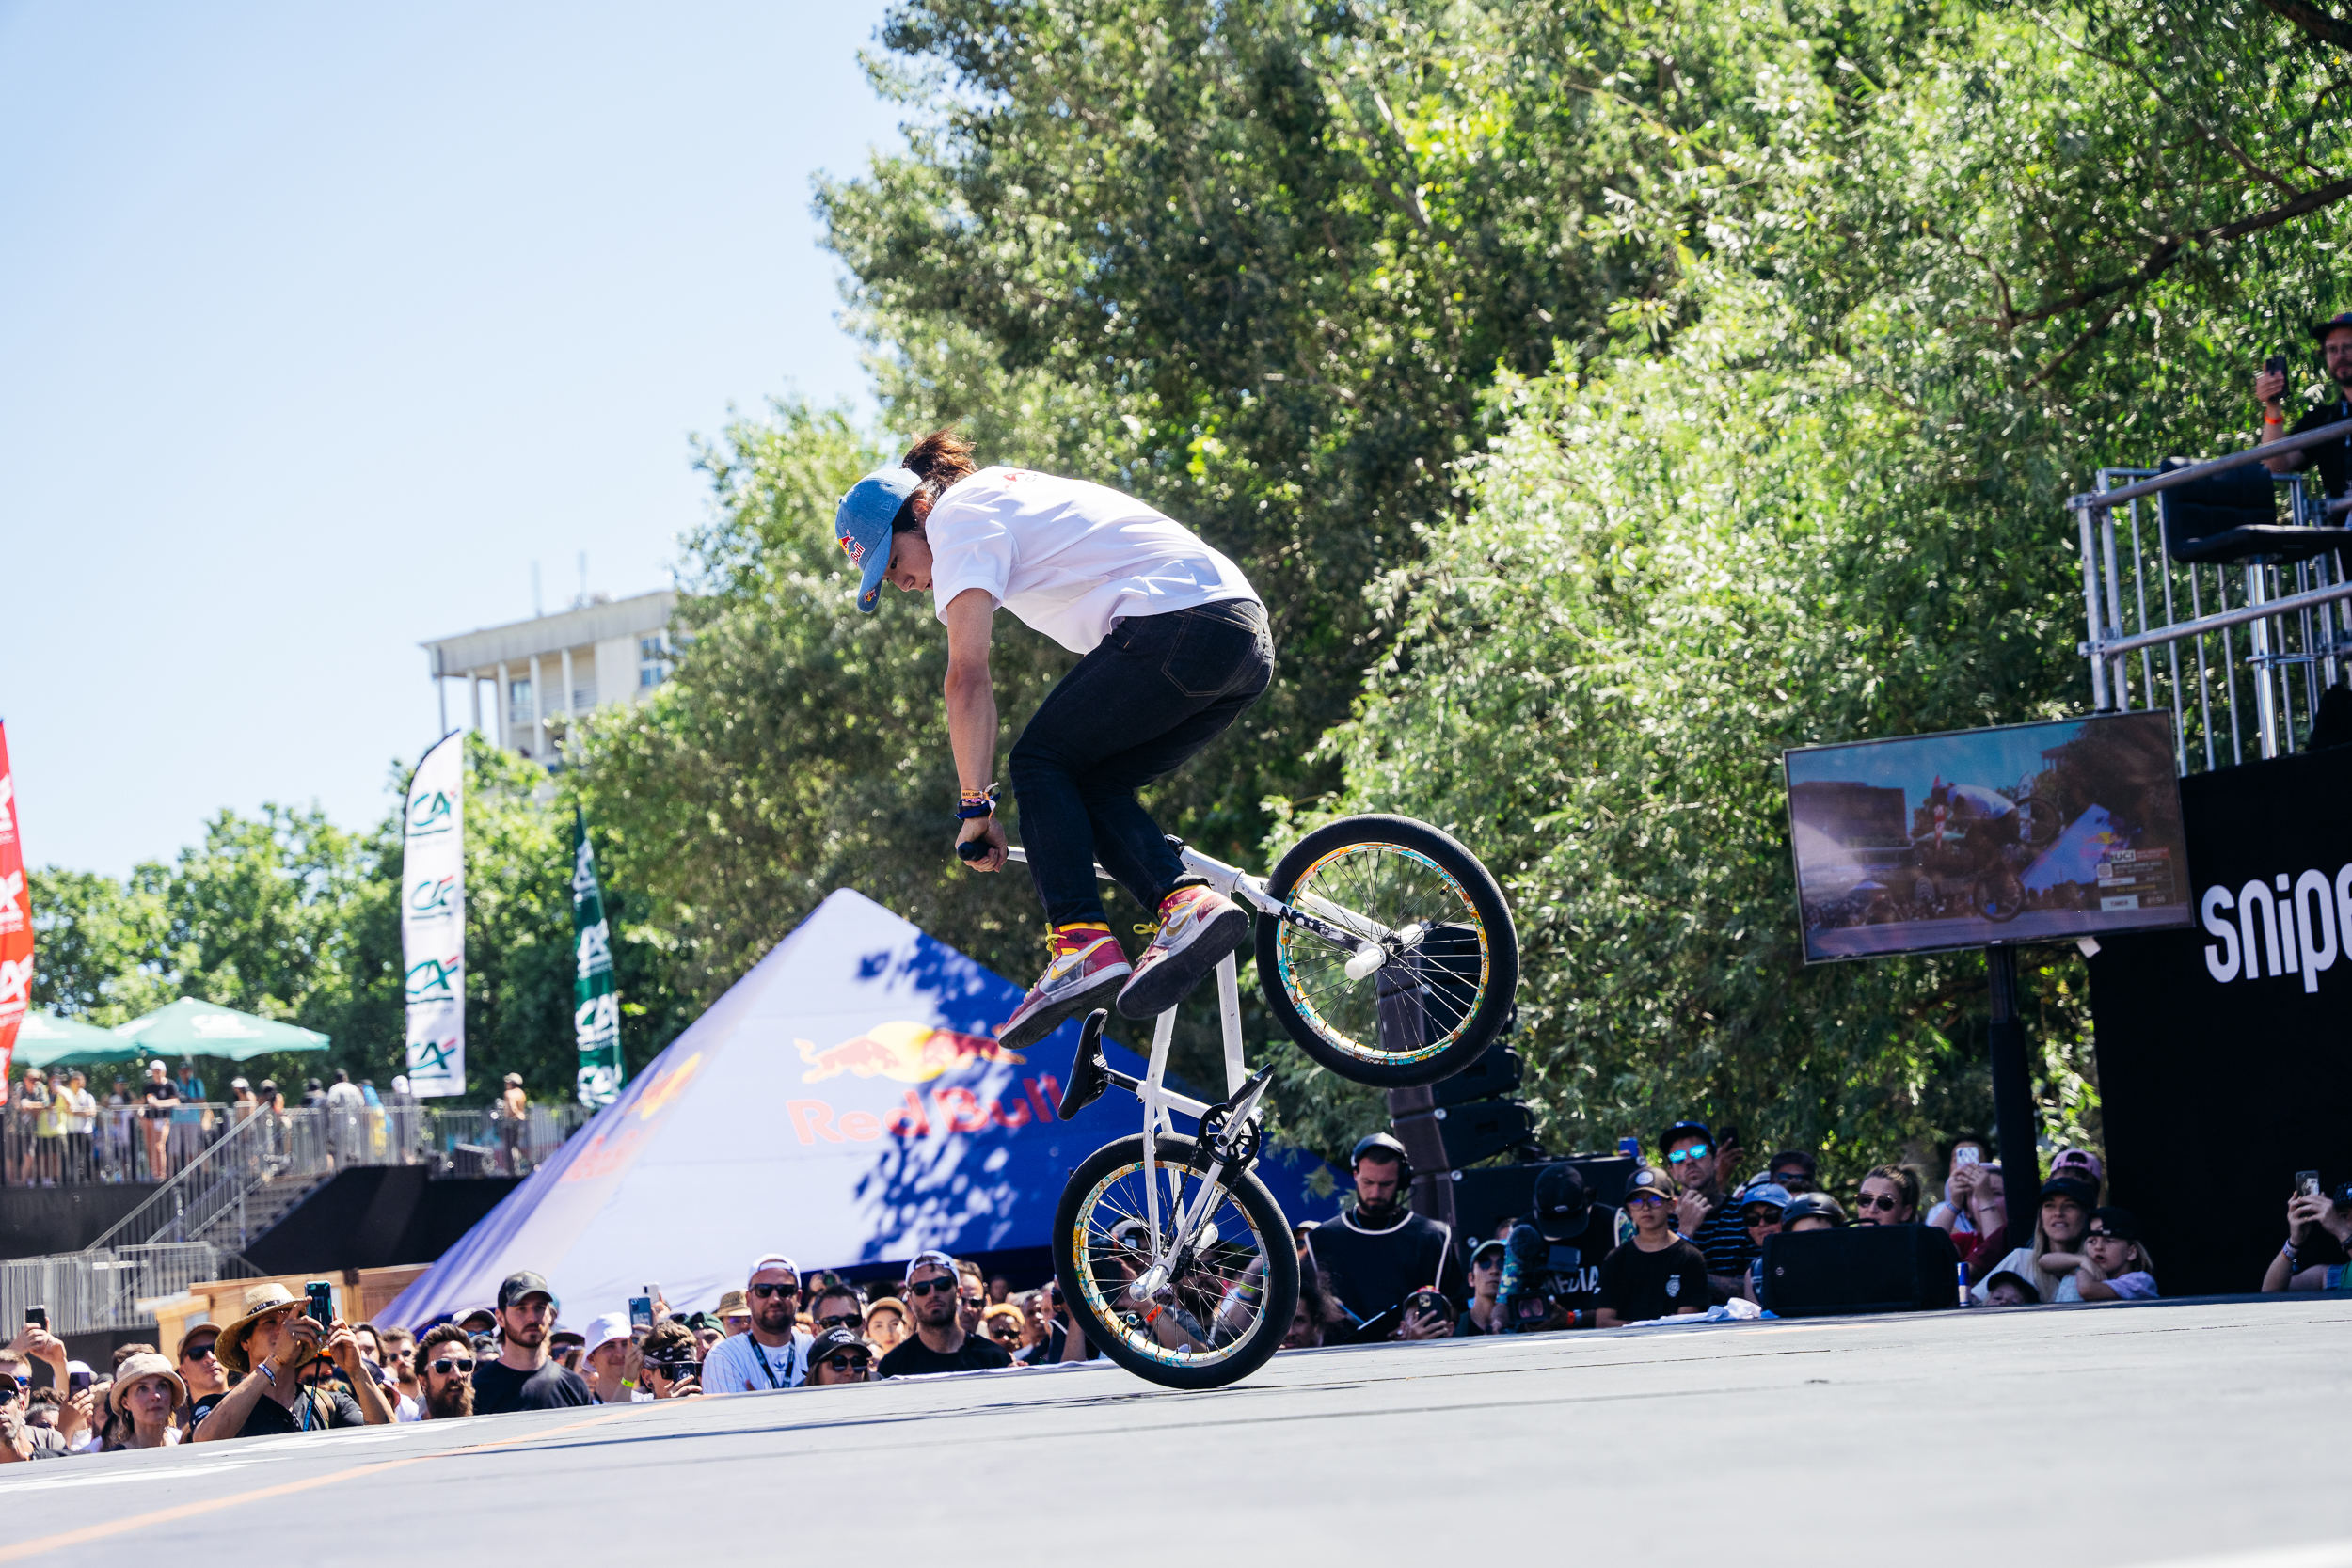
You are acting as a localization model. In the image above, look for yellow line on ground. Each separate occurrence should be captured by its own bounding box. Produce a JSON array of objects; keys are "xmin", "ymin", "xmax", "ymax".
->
[{"xmin": 0, "ymin": 1409, "xmax": 638, "ymax": 1562}]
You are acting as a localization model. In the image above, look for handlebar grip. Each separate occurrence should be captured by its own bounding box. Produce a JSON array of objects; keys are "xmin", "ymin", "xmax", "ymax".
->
[{"xmin": 957, "ymin": 839, "xmax": 989, "ymax": 863}]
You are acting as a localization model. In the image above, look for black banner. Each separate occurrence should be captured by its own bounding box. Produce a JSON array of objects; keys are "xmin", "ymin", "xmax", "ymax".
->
[{"xmin": 2088, "ymin": 745, "xmax": 2352, "ymax": 1297}]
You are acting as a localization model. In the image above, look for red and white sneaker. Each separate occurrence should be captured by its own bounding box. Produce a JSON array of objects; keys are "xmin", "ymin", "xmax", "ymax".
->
[
  {"xmin": 1116, "ymin": 886, "xmax": 1252, "ymax": 1020},
  {"xmin": 998, "ymin": 926, "xmax": 1132, "ymax": 1052}
]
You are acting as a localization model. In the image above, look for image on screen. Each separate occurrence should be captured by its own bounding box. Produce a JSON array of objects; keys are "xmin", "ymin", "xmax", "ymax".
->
[{"xmin": 1785, "ymin": 711, "xmax": 2193, "ymax": 963}]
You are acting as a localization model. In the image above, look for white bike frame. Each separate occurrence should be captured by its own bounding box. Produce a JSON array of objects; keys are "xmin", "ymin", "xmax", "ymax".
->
[{"xmin": 1002, "ymin": 837, "xmax": 1388, "ymax": 1285}]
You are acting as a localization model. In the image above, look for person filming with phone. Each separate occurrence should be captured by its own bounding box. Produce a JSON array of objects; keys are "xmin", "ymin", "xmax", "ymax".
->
[
  {"xmin": 194, "ymin": 1283, "xmax": 394, "ymax": 1440},
  {"xmin": 2258, "ymin": 311, "xmax": 2352, "ymax": 501}
]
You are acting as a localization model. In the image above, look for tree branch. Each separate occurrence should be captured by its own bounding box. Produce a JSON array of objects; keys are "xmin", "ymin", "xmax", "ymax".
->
[{"xmin": 2259, "ymin": 0, "xmax": 2352, "ymax": 53}]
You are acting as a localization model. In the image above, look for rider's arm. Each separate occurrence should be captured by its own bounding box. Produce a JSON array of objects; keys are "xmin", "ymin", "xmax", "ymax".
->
[{"xmin": 943, "ymin": 588, "xmax": 997, "ymax": 790}]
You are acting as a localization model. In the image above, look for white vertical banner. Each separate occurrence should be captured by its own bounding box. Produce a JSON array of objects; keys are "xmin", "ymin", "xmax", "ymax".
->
[{"xmin": 402, "ymin": 731, "xmax": 467, "ymax": 1097}]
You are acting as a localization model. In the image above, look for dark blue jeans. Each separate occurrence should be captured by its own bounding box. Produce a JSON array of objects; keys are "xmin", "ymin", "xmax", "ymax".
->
[{"xmin": 1009, "ymin": 599, "xmax": 1275, "ymax": 926}]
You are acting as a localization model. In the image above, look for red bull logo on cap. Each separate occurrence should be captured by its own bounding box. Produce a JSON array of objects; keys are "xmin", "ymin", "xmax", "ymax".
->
[{"xmin": 797, "ymin": 1021, "xmax": 1025, "ymax": 1085}]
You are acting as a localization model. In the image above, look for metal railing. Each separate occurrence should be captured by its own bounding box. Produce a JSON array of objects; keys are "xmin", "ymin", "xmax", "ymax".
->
[
  {"xmin": 3, "ymin": 1101, "xmax": 590, "ymax": 1193},
  {"xmin": 2072, "ymin": 419, "xmax": 2352, "ymax": 771},
  {"xmin": 0, "ymin": 1243, "xmax": 261, "ymax": 1336}
]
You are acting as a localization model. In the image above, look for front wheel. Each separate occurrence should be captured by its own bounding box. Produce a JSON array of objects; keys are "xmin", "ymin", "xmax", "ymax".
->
[
  {"xmin": 1255, "ymin": 815, "xmax": 1518, "ymax": 1087},
  {"xmin": 1054, "ymin": 1134, "xmax": 1299, "ymax": 1391}
]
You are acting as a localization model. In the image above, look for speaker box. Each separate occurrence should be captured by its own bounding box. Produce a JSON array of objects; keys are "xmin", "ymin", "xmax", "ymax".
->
[{"xmin": 1758, "ymin": 1224, "xmax": 1962, "ymax": 1317}]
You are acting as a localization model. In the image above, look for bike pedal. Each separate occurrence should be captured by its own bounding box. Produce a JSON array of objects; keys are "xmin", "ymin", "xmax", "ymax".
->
[{"xmin": 1057, "ymin": 1009, "xmax": 1113, "ymax": 1119}]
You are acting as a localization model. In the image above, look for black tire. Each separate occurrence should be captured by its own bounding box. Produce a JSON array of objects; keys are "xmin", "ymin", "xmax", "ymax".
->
[
  {"xmin": 1254, "ymin": 814, "xmax": 1518, "ymax": 1087},
  {"xmin": 1052, "ymin": 1134, "xmax": 1299, "ymax": 1391}
]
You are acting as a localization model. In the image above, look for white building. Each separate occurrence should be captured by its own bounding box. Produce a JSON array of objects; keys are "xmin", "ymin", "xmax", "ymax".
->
[{"xmin": 421, "ymin": 590, "xmax": 678, "ymax": 764}]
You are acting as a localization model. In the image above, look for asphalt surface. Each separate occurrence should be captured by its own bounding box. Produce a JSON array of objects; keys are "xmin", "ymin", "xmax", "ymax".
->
[{"xmin": 6, "ymin": 1296, "xmax": 2349, "ymax": 1566}]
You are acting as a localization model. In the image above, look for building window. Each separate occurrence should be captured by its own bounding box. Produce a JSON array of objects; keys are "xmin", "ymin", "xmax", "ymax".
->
[
  {"xmin": 508, "ymin": 678, "xmax": 533, "ymax": 727},
  {"xmin": 638, "ymin": 635, "xmax": 672, "ymax": 689}
]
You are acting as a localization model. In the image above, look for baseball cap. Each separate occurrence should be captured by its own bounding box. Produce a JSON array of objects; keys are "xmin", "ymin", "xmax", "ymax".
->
[
  {"xmin": 807, "ymin": 1324, "xmax": 873, "ymax": 1364},
  {"xmin": 1659, "ymin": 1119, "xmax": 1711, "ymax": 1155},
  {"xmin": 1982, "ymin": 1269, "xmax": 2041, "ymax": 1304},
  {"xmin": 903, "ymin": 1248, "xmax": 959, "ymax": 1286},
  {"xmin": 584, "ymin": 1312, "xmax": 632, "ymax": 1357},
  {"xmin": 2087, "ymin": 1205, "xmax": 2140, "ymax": 1242},
  {"xmin": 1531, "ymin": 1163, "xmax": 1590, "ymax": 1227},
  {"xmin": 497, "ymin": 1270, "xmax": 559, "ymax": 1311},
  {"xmin": 747, "ymin": 1253, "xmax": 799, "ymax": 1284},
  {"xmin": 834, "ymin": 465, "xmax": 922, "ymax": 613},
  {"xmin": 2052, "ymin": 1148, "xmax": 2104, "ymax": 1181},
  {"xmin": 2038, "ymin": 1177, "xmax": 2097, "ymax": 1210},
  {"xmin": 1469, "ymin": 1237, "xmax": 1507, "ymax": 1263},
  {"xmin": 1738, "ymin": 1182, "xmax": 1793, "ymax": 1215},
  {"xmin": 1623, "ymin": 1165, "xmax": 1678, "ymax": 1203}
]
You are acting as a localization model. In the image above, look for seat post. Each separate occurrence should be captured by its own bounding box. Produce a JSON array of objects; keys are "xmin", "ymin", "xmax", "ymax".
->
[{"xmin": 1214, "ymin": 952, "xmax": 1247, "ymax": 1097}]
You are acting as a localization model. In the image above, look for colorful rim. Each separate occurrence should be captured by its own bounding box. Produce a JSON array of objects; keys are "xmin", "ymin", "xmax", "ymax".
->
[
  {"xmin": 1273, "ymin": 841, "xmax": 1490, "ymax": 1064},
  {"xmin": 1069, "ymin": 1158, "xmax": 1276, "ymax": 1370}
]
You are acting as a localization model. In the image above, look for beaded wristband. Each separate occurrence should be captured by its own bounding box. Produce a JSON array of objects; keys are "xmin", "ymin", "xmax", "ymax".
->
[{"xmin": 955, "ymin": 784, "xmax": 1000, "ymax": 821}]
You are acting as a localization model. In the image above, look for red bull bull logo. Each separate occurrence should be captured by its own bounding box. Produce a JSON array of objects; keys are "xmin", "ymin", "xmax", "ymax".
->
[{"xmin": 797, "ymin": 1021, "xmax": 1025, "ymax": 1085}]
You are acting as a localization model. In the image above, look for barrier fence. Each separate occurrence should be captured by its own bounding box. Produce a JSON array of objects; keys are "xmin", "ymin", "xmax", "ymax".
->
[
  {"xmin": 2074, "ymin": 419, "xmax": 2352, "ymax": 770},
  {"xmin": 1, "ymin": 1101, "xmax": 589, "ymax": 1193},
  {"xmin": 0, "ymin": 1244, "xmax": 261, "ymax": 1337}
]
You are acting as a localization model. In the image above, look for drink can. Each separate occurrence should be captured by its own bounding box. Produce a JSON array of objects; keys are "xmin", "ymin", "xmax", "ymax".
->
[{"xmin": 1956, "ymin": 1260, "xmax": 1972, "ymax": 1307}]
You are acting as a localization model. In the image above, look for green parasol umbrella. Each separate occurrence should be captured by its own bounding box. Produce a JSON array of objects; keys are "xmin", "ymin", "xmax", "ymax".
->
[
  {"xmin": 13, "ymin": 1009, "xmax": 147, "ymax": 1069},
  {"xmin": 111, "ymin": 998, "xmax": 330, "ymax": 1062}
]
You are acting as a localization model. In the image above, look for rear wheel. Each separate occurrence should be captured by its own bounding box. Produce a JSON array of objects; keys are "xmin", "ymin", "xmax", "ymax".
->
[
  {"xmin": 1255, "ymin": 815, "xmax": 1518, "ymax": 1087},
  {"xmin": 1053, "ymin": 1134, "xmax": 1298, "ymax": 1391}
]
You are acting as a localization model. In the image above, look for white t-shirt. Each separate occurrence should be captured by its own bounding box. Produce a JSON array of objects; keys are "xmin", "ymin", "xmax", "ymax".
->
[
  {"xmin": 925, "ymin": 467, "xmax": 1259, "ymax": 654},
  {"xmin": 699, "ymin": 1330, "xmax": 811, "ymax": 1394}
]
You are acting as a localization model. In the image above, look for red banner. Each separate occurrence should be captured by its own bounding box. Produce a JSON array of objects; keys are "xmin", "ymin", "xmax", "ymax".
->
[{"xmin": 0, "ymin": 721, "xmax": 30, "ymax": 1087}]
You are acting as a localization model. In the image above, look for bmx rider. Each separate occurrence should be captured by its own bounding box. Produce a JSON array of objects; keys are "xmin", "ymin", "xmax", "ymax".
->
[{"xmin": 834, "ymin": 431, "xmax": 1275, "ymax": 1049}]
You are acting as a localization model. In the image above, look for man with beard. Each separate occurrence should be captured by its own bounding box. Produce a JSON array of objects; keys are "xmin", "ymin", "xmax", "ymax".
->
[
  {"xmin": 700, "ymin": 1255, "xmax": 815, "ymax": 1393},
  {"xmin": 2259, "ymin": 309, "xmax": 2352, "ymax": 502},
  {"xmin": 1301, "ymin": 1134, "xmax": 1460, "ymax": 1337},
  {"xmin": 411, "ymin": 1325, "xmax": 476, "ymax": 1420},
  {"xmin": 878, "ymin": 1251, "xmax": 1014, "ymax": 1377},
  {"xmin": 470, "ymin": 1271, "xmax": 591, "ymax": 1415}
]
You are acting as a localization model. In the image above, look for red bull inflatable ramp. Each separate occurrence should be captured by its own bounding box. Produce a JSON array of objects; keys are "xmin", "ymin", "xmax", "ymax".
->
[{"xmin": 381, "ymin": 888, "xmax": 1339, "ymax": 1325}]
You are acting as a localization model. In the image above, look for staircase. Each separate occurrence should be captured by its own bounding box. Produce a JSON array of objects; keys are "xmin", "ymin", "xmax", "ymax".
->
[{"xmin": 87, "ymin": 1107, "xmax": 340, "ymax": 1257}]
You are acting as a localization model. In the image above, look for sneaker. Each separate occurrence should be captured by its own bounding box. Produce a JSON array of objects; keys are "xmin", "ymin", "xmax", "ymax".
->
[
  {"xmin": 999, "ymin": 927, "xmax": 1132, "ymax": 1051},
  {"xmin": 1116, "ymin": 886, "xmax": 1253, "ymax": 1020}
]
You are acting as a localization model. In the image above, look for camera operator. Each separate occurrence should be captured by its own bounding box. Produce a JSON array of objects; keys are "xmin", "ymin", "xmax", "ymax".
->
[
  {"xmin": 702, "ymin": 1255, "xmax": 814, "ymax": 1392},
  {"xmin": 1491, "ymin": 1163, "xmax": 1621, "ymax": 1334},
  {"xmin": 1301, "ymin": 1133, "xmax": 1460, "ymax": 1338},
  {"xmin": 2259, "ymin": 311, "xmax": 2352, "ymax": 501},
  {"xmin": 194, "ymin": 1284, "xmax": 394, "ymax": 1440},
  {"xmin": 639, "ymin": 1323, "xmax": 704, "ymax": 1400},
  {"xmin": 411, "ymin": 1324, "xmax": 476, "ymax": 1419},
  {"xmin": 472, "ymin": 1271, "xmax": 593, "ymax": 1414}
]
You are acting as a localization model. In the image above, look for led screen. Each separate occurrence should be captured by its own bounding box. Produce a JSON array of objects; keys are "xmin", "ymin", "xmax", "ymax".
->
[{"xmin": 1786, "ymin": 712, "xmax": 2193, "ymax": 962}]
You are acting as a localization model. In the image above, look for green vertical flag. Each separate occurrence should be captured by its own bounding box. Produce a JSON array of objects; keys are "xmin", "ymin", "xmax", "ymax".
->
[{"xmin": 570, "ymin": 809, "xmax": 624, "ymax": 1108}]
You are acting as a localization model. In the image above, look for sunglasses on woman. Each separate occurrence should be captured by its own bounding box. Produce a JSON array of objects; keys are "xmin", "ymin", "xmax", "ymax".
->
[
  {"xmin": 1854, "ymin": 1192, "xmax": 1902, "ymax": 1212},
  {"xmin": 988, "ymin": 1323, "xmax": 1021, "ymax": 1340},
  {"xmin": 823, "ymin": 1354, "xmax": 872, "ymax": 1375}
]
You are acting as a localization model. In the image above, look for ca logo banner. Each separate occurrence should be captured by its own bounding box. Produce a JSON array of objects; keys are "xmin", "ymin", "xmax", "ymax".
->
[
  {"xmin": 407, "ymin": 790, "xmax": 455, "ymax": 837},
  {"xmin": 407, "ymin": 875, "xmax": 458, "ymax": 916},
  {"xmin": 405, "ymin": 955, "xmax": 463, "ymax": 1003},
  {"xmin": 407, "ymin": 1036, "xmax": 460, "ymax": 1074}
]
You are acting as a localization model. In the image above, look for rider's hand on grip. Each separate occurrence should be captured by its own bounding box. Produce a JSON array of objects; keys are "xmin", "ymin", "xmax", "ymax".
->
[{"xmin": 957, "ymin": 839, "xmax": 988, "ymax": 863}]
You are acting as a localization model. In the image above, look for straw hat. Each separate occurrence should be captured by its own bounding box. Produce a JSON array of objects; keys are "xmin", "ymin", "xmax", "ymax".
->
[
  {"xmin": 109, "ymin": 1354, "xmax": 187, "ymax": 1414},
  {"xmin": 215, "ymin": 1283, "xmax": 321, "ymax": 1376}
]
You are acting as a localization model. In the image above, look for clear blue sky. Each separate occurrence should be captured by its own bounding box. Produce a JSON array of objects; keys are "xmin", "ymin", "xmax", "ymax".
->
[{"xmin": 0, "ymin": 0, "xmax": 901, "ymax": 877}]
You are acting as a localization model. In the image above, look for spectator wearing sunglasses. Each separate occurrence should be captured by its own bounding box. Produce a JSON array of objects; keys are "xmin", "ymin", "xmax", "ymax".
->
[
  {"xmin": 1597, "ymin": 1166, "xmax": 1709, "ymax": 1325},
  {"xmin": 804, "ymin": 1283, "xmax": 863, "ymax": 1343},
  {"xmin": 980, "ymin": 1304, "xmax": 1028, "ymax": 1355},
  {"xmin": 412, "ymin": 1325, "xmax": 477, "ymax": 1420},
  {"xmin": 1853, "ymin": 1165, "xmax": 1922, "ymax": 1226},
  {"xmin": 1764, "ymin": 1150, "xmax": 1820, "ymax": 1195},
  {"xmin": 1661, "ymin": 1121, "xmax": 1751, "ymax": 1303},
  {"xmin": 880, "ymin": 1251, "xmax": 1016, "ymax": 1377},
  {"xmin": 0, "ymin": 1360, "xmax": 68, "ymax": 1460},
  {"xmin": 807, "ymin": 1326, "xmax": 879, "ymax": 1386},
  {"xmin": 640, "ymin": 1323, "xmax": 704, "ymax": 1400},
  {"xmin": 1733, "ymin": 1183, "xmax": 1791, "ymax": 1302},
  {"xmin": 702, "ymin": 1255, "xmax": 814, "ymax": 1392}
]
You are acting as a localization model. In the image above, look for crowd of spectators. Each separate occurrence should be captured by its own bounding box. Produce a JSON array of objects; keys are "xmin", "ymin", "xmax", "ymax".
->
[{"xmin": 35, "ymin": 1111, "xmax": 2352, "ymax": 1468}]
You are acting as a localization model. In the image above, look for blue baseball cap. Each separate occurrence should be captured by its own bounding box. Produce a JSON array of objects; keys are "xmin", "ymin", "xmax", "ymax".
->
[{"xmin": 834, "ymin": 465, "xmax": 922, "ymax": 613}]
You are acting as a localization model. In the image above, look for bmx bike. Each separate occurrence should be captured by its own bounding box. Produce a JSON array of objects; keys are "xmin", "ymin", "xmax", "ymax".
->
[{"xmin": 996, "ymin": 815, "xmax": 1518, "ymax": 1391}]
